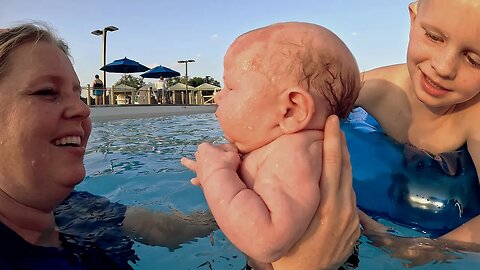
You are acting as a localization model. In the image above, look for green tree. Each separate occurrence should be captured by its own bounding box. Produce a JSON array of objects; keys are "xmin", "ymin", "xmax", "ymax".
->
[
  {"xmin": 114, "ymin": 74, "xmax": 146, "ymax": 90},
  {"xmin": 166, "ymin": 76, "xmax": 221, "ymax": 87},
  {"xmin": 204, "ymin": 76, "xmax": 221, "ymax": 87},
  {"xmin": 188, "ymin": 77, "xmax": 205, "ymax": 87},
  {"xmin": 166, "ymin": 76, "xmax": 183, "ymax": 87}
]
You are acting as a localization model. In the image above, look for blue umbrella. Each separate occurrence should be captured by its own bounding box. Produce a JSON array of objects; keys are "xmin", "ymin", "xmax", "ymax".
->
[
  {"xmin": 140, "ymin": 65, "xmax": 180, "ymax": 78},
  {"xmin": 100, "ymin": 57, "xmax": 150, "ymax": 73}
]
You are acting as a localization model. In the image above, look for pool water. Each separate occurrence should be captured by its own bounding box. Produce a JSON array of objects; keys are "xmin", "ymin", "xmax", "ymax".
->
[{"xmin": 79, "ymin": 113, "xmax": 480, "ymax": 269}]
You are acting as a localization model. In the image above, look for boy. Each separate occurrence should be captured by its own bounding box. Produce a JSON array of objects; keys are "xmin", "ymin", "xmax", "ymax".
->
[
  {"xmin": 182, "ymin": 22, "xmax": 360, "ymax": 263},
  {"xmin": 357, "ymin": 0, "xmax": 480, "ymax": 245}
]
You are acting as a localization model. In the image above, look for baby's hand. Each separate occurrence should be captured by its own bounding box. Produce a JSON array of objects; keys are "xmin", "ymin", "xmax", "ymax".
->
[
  {"xmin": 181, "ymin": 142, "xmax": 241, "ymax": 186},
  {"xmin": 181, "ymin": 155, "xmax": 199, "ymax": 185}
]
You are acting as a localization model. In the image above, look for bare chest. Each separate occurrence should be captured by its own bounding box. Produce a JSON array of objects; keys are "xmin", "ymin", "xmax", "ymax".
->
[{"xmin": 381, "ymin": 112, "xmax": 466, "ymax": 154}]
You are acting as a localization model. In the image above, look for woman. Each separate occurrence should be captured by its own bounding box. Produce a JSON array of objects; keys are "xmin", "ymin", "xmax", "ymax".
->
[
  {"xmin": 0, "ymin": 23, "xmax": 359, "ymax": 269},
  {"xmin": 92, "ymin": 74, "xmax": 104, "ymax": 105}
]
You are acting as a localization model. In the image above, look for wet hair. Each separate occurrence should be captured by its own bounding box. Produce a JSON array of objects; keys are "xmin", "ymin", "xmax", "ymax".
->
[
  {"xmin": 0, "ymin": 22, "xmax": 69, "ymax": 79},
  {"xmin": 296, "ymin": 47, "xmax": 358, "ymax": 118},
  {"xmin": 259, "ymin": 31, "xmax": 359, "ymax": 119}
]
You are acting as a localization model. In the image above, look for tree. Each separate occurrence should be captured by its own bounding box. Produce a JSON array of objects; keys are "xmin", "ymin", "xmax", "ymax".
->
[
  {"xmin": 114, "ymin": 74, "xmax": 146, "ymax": 90},
  {"xmin": 166, "ymin": 76, "xmax": 221, "ymax": 87},
  {"xmin": 204, "ymin": 76, "xmax": 221, "ymax": 87},
  {"xmin": 166, "ymin": 76, "xmax": 183, "ymax": 87}
]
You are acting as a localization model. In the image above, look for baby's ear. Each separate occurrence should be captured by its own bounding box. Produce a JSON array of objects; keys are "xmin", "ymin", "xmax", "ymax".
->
[{"xmin": 278, "ymin": 87, "xmax": 314, "ymax": 134}]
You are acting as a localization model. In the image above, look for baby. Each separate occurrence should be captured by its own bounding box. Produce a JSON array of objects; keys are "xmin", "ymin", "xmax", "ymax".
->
[{"xmin": 181, "ymin": 22, "xmax": 360, "ymax": 263}]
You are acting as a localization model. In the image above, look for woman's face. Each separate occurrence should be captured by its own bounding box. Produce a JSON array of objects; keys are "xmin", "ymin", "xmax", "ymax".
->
[
  {"xmin": 407, "ymin": 0, "xmax": 480, "ymax": 111},
  {"xmin": 0, "ymin": 41, "xmax": 91, "ymax": 210}
]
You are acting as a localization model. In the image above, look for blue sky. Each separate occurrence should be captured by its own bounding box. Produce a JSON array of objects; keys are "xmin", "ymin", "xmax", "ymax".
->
[{"xmin": 1, "ymin": 0, "xmax": 413, "ymax": 87}]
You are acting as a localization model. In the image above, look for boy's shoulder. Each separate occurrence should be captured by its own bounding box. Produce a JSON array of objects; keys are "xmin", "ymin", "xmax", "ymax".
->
[
  {"xmin": 357, "ymin": 64, "xmax": 410, "ymax": 108},
  {"xmin": 459, "ymin": 95, "xmax": 480, "ymax": 132},
  {"xmin": 363, "ymin": 63, "xmax": 408, "ymax": 88}
]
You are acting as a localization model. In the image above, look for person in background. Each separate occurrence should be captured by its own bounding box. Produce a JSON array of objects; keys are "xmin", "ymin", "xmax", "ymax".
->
[
  {"xmin": 182, "ymin": 22, "xmax": 360, "ymax": 268},
  {"xmin": 92, "ymin": 74, "xmax": 104, "ymax": 105},
  {"xmin": 155, "ymin": 76, "xmax": 167, "ymax": 104}
]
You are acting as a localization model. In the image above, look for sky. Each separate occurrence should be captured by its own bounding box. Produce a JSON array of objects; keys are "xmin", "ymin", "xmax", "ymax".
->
[{"xmin": 1, "ymin": 0, "xmax": 413, "ymax": 87}]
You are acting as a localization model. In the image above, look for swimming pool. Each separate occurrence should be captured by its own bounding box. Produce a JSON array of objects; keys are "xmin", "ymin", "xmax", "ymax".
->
[{"xmin": 79, "ymin": 113, "xmax": 480, "ymax": 269}]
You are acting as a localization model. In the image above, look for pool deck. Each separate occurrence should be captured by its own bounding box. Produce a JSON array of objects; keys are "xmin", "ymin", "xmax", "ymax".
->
[{"xmin": 90, "ymin": 104, "xmax": 216, "ymax": 122}]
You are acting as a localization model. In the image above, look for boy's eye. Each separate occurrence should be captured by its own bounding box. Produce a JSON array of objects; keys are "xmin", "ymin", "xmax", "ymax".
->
[
  {"xmin": 425, "ymin": 31, "xmax": 442, "ymax": 42},
  {"xmin": 466, "ymin": 53, "xmax": 480, "ymax": 68}
]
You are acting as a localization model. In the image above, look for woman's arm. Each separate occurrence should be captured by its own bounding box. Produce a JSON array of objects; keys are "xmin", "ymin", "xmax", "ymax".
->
[{"xmin": 122, "ymin": 207, "xmax": 217, "ymax": 250}]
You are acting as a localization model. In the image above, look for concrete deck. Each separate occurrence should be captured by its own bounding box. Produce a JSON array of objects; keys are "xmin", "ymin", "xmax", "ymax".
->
[{"xmin": 90, "ymin": 104, "xmax": 216, "ymax": 122}]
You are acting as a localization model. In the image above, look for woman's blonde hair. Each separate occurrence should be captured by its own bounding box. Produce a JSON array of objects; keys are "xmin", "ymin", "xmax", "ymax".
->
[{"xmin": 0, "ymin": 22, "xmax": 69, "ymax": 79}]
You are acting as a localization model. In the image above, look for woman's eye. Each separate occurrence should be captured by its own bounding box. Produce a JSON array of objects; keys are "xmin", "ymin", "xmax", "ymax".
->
[
  {"xmin": 425, "ymin": 31, "xmax": 442, "ymax": 42},
  {"xmin": 34, "ymin": 88, "xmax": 57, "ymax": 96}
]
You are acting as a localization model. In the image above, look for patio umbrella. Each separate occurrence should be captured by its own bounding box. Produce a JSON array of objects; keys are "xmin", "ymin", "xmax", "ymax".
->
[
  {"xmin": 140, "ymin": 65, "xmax": 180, "ymax": 78},
  {"xmin": 100, "ymin": 57, "xmax": 150, "ymax": 73}
]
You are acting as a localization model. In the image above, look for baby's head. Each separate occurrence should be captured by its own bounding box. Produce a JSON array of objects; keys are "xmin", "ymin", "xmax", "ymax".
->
[{"xmin": 215, "ymin": 22, "xmax": 360, "ymax": 153}]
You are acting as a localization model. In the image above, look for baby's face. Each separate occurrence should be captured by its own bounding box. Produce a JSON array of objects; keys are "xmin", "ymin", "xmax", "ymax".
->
[{"xmin": 214, "ymin": 41, "xmax": 283, "ymax": 154}]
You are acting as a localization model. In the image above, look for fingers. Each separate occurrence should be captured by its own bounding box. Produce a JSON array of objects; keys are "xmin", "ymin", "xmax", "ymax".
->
[
  {"xmin": 320, "ymin": 115, "xmax": 343, "ymax": 197},
  {"xmin": 180, "ymin": 157, "xmax": 196, "ymax": 172},
  {"xmin": 358, "ymin": 209, "xmax": 389, "ymax": 233},
  {"xmin": 340, "ymin": 133, "xmax": 353, "ymax": 187},
  {"xmin": 218, "ymin": 143, "xmax": 239, "ymax": 153},
  {"xmin": 340, "ymin": 132, "xmax": 356, "ymax": 212},
  {"xmin": 190, "ymin": 178, "xmax": 201, "ymax": 187}
]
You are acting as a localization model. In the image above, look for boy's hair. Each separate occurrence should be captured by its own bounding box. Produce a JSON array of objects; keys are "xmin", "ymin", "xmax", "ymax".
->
[{"xmin": 0, "ymin": 22, "xmax": 69, "ymax": 79}]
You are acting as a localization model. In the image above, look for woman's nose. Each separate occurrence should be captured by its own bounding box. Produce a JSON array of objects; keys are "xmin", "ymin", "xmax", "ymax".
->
[{"xmin": 64, "ymin": 94, "xmax": 91, "ymax": 120}]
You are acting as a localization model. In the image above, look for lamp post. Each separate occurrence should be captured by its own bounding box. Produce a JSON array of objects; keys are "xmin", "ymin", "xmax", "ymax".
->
[
  {"xmin": 91, "ymin": 25, "xmax": 118, "ymax": 104},
  {"xmin": 177, "ymin": 59, "xmax": 195, "ymax": 104}
]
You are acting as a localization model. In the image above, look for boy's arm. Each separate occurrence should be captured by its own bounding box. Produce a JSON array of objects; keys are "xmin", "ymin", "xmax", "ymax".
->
[
  {"xmin": 359, "ymin": 125, "xmax": 480, "ymax": 266},
  {"xmin": 182, "ymin": 138, "xmax": 322, "ymax": 263},
  {"xmin": 440, "ymin": 125, "xmax": 480, "ymax": 243}
]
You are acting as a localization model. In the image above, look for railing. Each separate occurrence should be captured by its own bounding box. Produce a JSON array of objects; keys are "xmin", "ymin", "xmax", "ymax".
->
[
  {"xmin": 203, "ymin": 95, "xmax": 215, "ymax": 104},
  {"xmin": 82, "ymin": 84, "xmax": 112, "ymax": 106},
  {"xmin": 82, "ymin": 85, "xmax": 218, "ymax": 106}
]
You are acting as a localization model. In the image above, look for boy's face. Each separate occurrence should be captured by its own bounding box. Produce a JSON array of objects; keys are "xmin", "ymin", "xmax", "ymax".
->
[
  {"xmin": 407, "ymin": 0, "xmax": 480, "ymax": 109},
  {"xmin": 214, "ymin": 41, "xmax": 283, "ymax": 154}
]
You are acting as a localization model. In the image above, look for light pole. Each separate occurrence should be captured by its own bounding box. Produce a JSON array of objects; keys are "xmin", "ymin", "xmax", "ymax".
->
[
  {"xmin": 92, "ymin": 25, "xmax": 118, "ymax": 104},
  {"xmin": 177, "ymin": 59, "xmax": 195, "ymax": 104}
]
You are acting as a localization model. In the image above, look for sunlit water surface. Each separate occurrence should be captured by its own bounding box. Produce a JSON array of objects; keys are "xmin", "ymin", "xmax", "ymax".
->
[{"xmin": 79, "ymin": 113, "xmax": 480, "ymax": 269}]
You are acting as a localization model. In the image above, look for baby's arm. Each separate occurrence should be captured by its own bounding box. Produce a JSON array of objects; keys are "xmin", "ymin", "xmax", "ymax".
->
[{"xmin": 182, "ymin": 134, "xmax": 322, "ymax": 263}]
